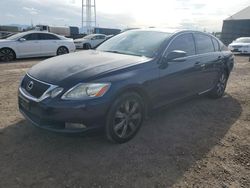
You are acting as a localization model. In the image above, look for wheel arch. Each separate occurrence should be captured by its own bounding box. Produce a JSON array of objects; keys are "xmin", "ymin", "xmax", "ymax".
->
[
  {"xmin": 0, "ymin": 47, "xmax": 17, "ymax": 59},
  {"xmin": 112, "ymin": 85, "xmax": 152, "ymax": 116},
  {"xmin": 57, "ymin": 46, "xmax": 69, "ymax": 53}
]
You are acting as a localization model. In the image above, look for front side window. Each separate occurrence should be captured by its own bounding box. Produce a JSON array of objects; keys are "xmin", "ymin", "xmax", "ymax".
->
[
  {"xmin": 167, "ymin": 33, "xmax": 195, "ymax": 56},
  {"xmin": 99, "ymin": 35, "xmax": 106, "ymax": 39},
  {"xmin": 194, "ymin": 33, "xmax": 214, "ymax": 54},
  {"xmin": 23, "ymin": 33, "xmax": 39, "ymax": 40}
]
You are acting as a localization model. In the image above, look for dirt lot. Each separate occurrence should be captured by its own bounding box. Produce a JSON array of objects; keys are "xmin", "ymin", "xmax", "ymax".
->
[{"xmin": 0, "ymin": 55, "xmax": 249, "ymax": 188}]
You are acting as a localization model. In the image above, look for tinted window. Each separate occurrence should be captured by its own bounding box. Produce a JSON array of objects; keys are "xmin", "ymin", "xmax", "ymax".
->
[
  {"xmin": 99, "ymin": 35, "xmax": 105, "ymax": 39},
  {"xmin": 39, "ymin": 33, "xmax": 59, "ymax": 40},
  {"xmin": 212, "ymin": 38, "xmax": 220, "ymax": 51},
  {"xmin": 23, "ymin": 33, "xmax": 39, "ymax": 40},
  {"xmin": 194, "ymin": 33, "xmax": 214, "ymax": 54},
  {"xmin": 167, "ymin": 33, "xmax": 195, "ymax": 56}
]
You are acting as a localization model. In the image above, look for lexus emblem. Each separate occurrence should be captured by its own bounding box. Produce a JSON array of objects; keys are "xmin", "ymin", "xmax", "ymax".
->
[{"xmin": 26, "ymin": 81, "xmax": 34, "ymax": 91}]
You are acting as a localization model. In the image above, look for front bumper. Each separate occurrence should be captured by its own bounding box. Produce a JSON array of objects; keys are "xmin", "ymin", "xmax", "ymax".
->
[
  {"xmin": 18, "ymin": 90, "xmax": 110, "ymax": 133},
  {"xmin": 74, "ymin": 43, "xmax": 83, "ymax": 49},
  {"xmin": 229, "ymin": 46, "xmax": 250, "ymax": 54}
]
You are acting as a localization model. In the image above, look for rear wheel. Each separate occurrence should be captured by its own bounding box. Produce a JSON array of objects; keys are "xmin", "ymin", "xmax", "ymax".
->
[
  {"xmin": 57, "ymin": 46, "xmax": 68, "ymax": 56},
  {"xmin": 105, "ymin": 92, "xmax": 144, "ymax": 143},
  {"xmin": 0, "ymin": 48, "xmax": 15, "ymax": 62},
  {"xmin": 209, "ymin": 70, "xmax": 228, "ymax": 98}
]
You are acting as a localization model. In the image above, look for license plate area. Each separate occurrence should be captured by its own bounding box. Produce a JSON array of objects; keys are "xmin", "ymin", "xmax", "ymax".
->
[{"xmin": 19, "ymin": 94, "xmax": 30, "ymax": 111}]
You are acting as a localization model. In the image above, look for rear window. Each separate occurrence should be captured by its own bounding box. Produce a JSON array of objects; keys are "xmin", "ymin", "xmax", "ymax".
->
[{"xmin": 194, "ymin": 33, "xmax": 214, "ymax": 54}]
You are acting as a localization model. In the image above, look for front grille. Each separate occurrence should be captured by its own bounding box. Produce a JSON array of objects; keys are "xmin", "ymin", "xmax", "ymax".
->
[{"xmin": 21, "ymin": 74, "xmax": 50, "ymax": 98}]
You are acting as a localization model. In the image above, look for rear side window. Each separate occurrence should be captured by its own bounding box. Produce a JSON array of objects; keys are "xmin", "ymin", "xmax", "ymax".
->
[
  {"xmin": 212, "ymin": 38, "xmax": 220, "ymax": 51},
  {"xmin": 218, "ymin": 40, "xmax": 229, "ymax": 51},
  {"xmin": 39, "ymin": 33, "xmax": 59, "ymax": 40},
  {"xmin": 194, "ymin": 33, "xmax": 214, "ymax": 54},
  {"xmin": 167, "ymin": 33, "xmax": 195, "ymax": 56},
  {"xmin": 23, "ymin": 33, "xmax": 39, "ymax": 40}
]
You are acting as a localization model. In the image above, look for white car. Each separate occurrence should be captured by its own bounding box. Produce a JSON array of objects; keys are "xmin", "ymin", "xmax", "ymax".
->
[
  {"xmin": 228, "ymin": 37, "xmax": 250, "ymax": 54},
  {"xmin": 74, "ymin": 34, "xmax": 107, "ymax": 49},
  {"xmin": 0, "ymin": 31, "xmax": 76, "ymax": 61}
]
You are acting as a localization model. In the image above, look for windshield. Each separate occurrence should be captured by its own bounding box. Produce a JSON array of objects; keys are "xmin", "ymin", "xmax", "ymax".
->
[
  {"xmin": 97, "ymin": 30, "xmax": 171, "ymax": 57},
  {"xmin": 6, "ymin": 32, "xmax": 25, "ymax": 40},
  {"xmin": 235, "ymin": 38, "xmax": 250, "ymax": 43},
  {"xmin": 83, "ymin": 34, "xmax": 96, "ymax": 39}
]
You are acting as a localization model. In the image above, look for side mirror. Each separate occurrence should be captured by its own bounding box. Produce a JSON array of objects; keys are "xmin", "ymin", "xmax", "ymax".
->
[
  {"xmin": 166, "ymin": 50, "xmax": 187, "ymax": 62},
  {"xmin": 19, "ymin": 38, "xmax": 26, "ymax": 42}
]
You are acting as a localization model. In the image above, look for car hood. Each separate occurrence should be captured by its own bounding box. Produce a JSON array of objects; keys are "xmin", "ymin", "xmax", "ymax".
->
[
  {"xmin": 28, "ymin": 50, "xmax": 150, "ymax": 86},
  {"xmin": 0, "ymin": 39, "xmax": 13, "ymax": 44}
]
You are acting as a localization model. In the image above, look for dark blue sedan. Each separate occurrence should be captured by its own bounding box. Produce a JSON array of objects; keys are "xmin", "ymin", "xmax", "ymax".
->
[{"xmin": 18, "ymin": 29, "xmax": 234, "ymax": 143}]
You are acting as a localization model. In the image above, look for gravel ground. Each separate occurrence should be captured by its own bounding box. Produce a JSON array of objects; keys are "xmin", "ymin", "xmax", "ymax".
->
[{"xmin": 0, "ymin": 55, "xmax": 249, "ymax": 188}]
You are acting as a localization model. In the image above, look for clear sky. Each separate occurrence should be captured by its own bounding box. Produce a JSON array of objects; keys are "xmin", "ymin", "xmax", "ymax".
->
[{"xmin": 1, "ymin": 0, "xmax": 250, "ymax": 31}]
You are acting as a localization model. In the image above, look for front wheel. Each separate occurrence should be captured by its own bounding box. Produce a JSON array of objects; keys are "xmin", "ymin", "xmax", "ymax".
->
[
  {"xmin": 208, "ymin": 70, "xmax": 228, "ymax": 98},
  {"xmin": 83, "ymin": 43, "xmax": 91, "ymax": 50},
  {"xmin": 105, "ymin": 92, "xmax": 145, "ymax": 143},
  {"xmin": 0, "ymin": 48, "xmax": 15, "ymax": 62}
]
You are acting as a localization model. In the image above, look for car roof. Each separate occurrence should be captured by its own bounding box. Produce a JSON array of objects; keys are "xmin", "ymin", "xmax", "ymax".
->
[
  {"xmin": 20, "ymin": 30, "xmax": 59, "ymax": 36},
  {"xmin": 128, "ymin": 28, "xmax": 216, "ymax": 38}
]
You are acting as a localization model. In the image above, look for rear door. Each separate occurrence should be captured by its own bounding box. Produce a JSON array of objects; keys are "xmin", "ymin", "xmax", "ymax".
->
[
  {"xmin": 193, "ymin": 33, "xmax": 221, "ymax": 93},
  {"xmin": 38, "ymin": 33, "xmax": 60, "ymax": 56},
  {"xmin": 16, "ymin": 33, "xmax": 41, "ymax": 57},
  {"xmin": 157, "ymin": 33, "xmax": 201, "ymax": 105}
]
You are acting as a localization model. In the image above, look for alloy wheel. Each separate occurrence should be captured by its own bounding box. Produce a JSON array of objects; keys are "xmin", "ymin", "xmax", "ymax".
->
[
  {"xmin": 113, "ymin": 99, "xmax": 142, "ymax": 138},
  {"xmin": 216, "ymin": 72, "xmax": 227, "ymax": 96},
  {"xmin": 0, "ymin": 48, "xmax": 15, "ymax": 62},
  {"xmin": 57, "ymin": 47, "xmax": 68, "ymax": 55}
]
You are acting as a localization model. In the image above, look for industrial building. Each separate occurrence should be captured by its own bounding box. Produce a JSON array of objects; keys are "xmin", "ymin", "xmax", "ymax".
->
[{"xmin": 221, "ymin": 6, "xmax": 250, "ymax": 45}]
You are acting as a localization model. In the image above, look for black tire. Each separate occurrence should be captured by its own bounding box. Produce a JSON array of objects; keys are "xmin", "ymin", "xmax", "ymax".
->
[
  {"xmin": 57, "ymin": 46, "xmax": 69, "ymax": 56},
  {"xmin": 0, "ymin": 48, "xmax": 15, "ymax": 62},
  {"xmin": 105, "ymin": 92, "xmax": 145, "ymax": 143},
  {"xmin": 208, "ymin": 69, "xmax": 228, "ymax": 98},
  {"xmin": 83, "ymin": 43, "xmax": 91, "ymax": 50}
]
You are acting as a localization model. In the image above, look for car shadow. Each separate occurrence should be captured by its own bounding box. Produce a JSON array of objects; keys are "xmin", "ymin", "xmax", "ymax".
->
[
  {"xmin": 0, "ymin": 94, "xmax": 242, "ymax": 187},
  {"xmin": 0, "ymin": 57, "xmax": 48, "ymax": 64}
]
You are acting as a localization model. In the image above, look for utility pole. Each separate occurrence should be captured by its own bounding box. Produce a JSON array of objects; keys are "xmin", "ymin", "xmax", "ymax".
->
[{"xmin": 81, "ymin": 0, "xmax": 96, "ymax": 34}]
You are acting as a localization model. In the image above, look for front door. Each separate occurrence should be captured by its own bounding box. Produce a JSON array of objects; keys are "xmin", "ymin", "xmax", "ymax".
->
[
  {"xmin": 16, "ymin": 33, "xmax": 41, "ymax": 57},
  {"xmin": 156, "ymin": 33, "xmax": 200, "ymax": 106}
]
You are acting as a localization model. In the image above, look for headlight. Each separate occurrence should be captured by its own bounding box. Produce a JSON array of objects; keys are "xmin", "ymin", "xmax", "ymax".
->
[{"xmin": 61, "ymin": 83, "xmax": 111, "ymax": 100}]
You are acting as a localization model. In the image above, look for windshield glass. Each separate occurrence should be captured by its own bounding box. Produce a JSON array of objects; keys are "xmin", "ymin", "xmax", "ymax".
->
[
  {"xmin": 97, "ymin": 30, "xmax": 171, "ymax": 57},
  {"xmin": 7, "ymin": 32, "xmax": 25, "ymax": 40},
  {"xmin": 235, "ymin": 38, "xmax": 250, "ymax": 43},
  {"xmin": 83, "ymin": 34, "xmax": 96, "ymax": 39}
]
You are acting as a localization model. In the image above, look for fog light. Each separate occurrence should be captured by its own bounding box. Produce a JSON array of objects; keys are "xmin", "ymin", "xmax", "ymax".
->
[{"xmin": 65, "ymin": 123, "xmax": 87, "ymax": 129}]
